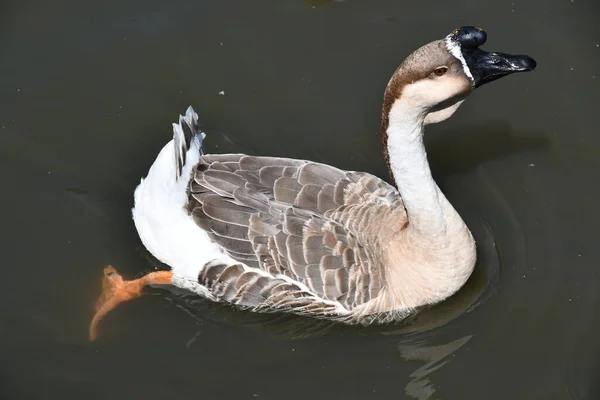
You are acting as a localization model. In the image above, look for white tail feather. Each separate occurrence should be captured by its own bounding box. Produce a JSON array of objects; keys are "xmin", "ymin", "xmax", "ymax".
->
[{"xmin": 132, "ymin": 106, "xmax": 234, "ymax": 284}]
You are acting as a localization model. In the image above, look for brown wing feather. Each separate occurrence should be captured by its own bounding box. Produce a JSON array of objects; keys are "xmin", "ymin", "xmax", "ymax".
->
[
  {"xmin": 187, "ymin": 155, "xmax": 407, "ymax": 311},
  {"xmin": 198, "ymin": 261, "xmax": 344, "ymax": 318}
]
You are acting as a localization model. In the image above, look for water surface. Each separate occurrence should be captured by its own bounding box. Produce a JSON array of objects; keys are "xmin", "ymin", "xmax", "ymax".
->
[{"xmin": 1, "ymin": 0, "xmax": 599, "ymax": 399}]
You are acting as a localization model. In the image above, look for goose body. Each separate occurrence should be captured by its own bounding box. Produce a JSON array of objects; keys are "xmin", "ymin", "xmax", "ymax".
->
[{"xmin": 90, "ymin": 27, "xmax": 536, "ymax": 339}]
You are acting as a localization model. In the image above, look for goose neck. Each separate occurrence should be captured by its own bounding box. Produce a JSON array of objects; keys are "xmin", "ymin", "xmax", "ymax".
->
[{"xmin": 383, "ymin": 98, "xmax": 447, "ymax": 236}]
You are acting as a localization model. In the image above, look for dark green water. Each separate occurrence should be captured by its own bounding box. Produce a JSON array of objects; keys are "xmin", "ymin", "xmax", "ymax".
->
[{"xmin": 1, "ymin": 0, "xmax": 599, "ymax": 398}]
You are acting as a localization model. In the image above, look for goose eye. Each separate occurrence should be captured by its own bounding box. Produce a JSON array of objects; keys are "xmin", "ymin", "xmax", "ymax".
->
[{"xmin": 433, "ymin": 66, "xmax": 448, "ymax": 76}]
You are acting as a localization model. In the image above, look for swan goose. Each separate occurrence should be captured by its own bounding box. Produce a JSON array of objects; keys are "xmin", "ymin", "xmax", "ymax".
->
[{"xmin": 90, "ymin": 26, "xmax": 536, "ymax": 340}]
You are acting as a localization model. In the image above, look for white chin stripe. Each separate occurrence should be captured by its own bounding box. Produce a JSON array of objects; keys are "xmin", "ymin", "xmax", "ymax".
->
[{"xmin": 445, "ymin": 36, "xmax": 474, "ymax": 82}]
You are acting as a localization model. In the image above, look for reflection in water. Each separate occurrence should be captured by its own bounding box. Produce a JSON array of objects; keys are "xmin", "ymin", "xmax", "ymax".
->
[
  {"xmin": 398, "ymin": 335, "xmax": 472, "ymax": 400},
  {"xmin": 164, "ymin": 284, "xmax": 477, "ymax": 399}
]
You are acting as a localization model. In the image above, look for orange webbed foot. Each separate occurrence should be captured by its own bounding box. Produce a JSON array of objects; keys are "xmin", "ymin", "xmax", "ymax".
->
[{"xmin": 89, "ymin": 266, "xmax": 173, "ymax": 341}]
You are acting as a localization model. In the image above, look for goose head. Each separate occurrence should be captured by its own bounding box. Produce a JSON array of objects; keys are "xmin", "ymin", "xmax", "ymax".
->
[{"xmin": 382, "ymin": 26, "xmax": 536, "ymax": 126}]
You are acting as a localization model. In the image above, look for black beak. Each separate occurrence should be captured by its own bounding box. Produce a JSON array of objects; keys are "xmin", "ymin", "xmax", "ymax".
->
[
  {"xmin": 466, "ymin": 48, "xmax": 537, "ymax": 87},
  {"xmin": 450, "ymin": 26, "xmax": 537, "ymax": 88}
]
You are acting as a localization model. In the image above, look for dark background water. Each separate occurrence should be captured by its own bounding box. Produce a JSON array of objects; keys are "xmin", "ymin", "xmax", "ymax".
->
[{"xmin": 1, "ymin": 0, "xmax": 599, "ymax": 399}]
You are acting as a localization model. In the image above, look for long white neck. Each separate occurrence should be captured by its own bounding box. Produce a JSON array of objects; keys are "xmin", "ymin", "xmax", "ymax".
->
[{"xmin": 385, "ymin": 98, "xmax": 447, "ymax": 237}]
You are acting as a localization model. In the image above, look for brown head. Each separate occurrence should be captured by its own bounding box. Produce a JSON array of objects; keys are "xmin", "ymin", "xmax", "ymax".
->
[{"xmin": 380, "ymin": 26, "xmax": 536, "ymax": 183}]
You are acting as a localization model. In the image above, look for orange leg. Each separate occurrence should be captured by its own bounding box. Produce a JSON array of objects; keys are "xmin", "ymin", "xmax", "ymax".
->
[{"xmin": 89, "ymin": 265, "xmax": 173, "ymax": 341}]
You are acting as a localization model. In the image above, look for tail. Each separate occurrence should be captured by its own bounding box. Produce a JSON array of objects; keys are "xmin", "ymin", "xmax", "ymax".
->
[{"xmin": 173, "ymin": 106, "xmax": 206, "ymax": 179}]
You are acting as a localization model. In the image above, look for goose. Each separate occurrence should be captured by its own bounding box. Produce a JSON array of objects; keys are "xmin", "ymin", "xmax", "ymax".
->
[{"xmin": 89, "ymin": 26, "xmax": 536, "ymax": 340}]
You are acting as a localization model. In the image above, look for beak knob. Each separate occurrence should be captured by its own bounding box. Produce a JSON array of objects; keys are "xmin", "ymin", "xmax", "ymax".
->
[{"xmin": 452, "ymin": 26, "xmax": 487, "ymax": 49}]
